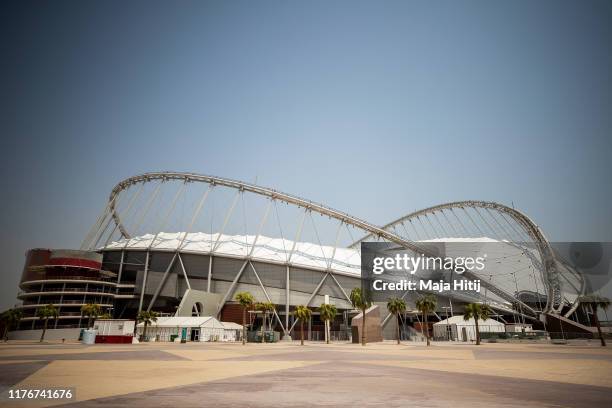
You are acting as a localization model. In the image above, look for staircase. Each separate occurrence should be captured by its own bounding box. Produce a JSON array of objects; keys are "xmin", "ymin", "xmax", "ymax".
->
[
  {"xmin": 402, "ymin": 325, "xmax": 427, "ymax": 342},
  {"xmin": 546, "ymin": 313, "xmax": 596, "ymax": 334}
]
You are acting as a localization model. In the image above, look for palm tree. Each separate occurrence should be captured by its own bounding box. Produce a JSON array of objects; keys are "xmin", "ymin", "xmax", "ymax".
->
[
  {"xmin": 235, "ymin": 292, "xmax": 255, "ymax": 345},
  {"xmin": 293, "ymin": 305, "xmax": 312, "ymax": 345},
  {"xmin": 253, "ymin": 302, "xmax": 266, "ymax": 343},
  {"xmin": 578, "ymin": 295, "xmax": 610, "ymax": 347},
  {"xmin": 415, "ymin": 294, "xmax": 437, "ymax": 346},
  {"xmin": 1, "ymin": 308, "xmax": 23, "ymax": 341},
  {"xmin": 318, "ymin": 303, "xmax": 338, "ymax": 344},
  {"xmin": 350, "ymin": 287, "xmax": 371, "ymax": 346},
  {"xmin": 36, "ymin": 304, "xmax": 59, "ymax": 343},
  {"xmin": 463, "ymin": 303, "xmax": 492, "ymax": 345},
  {"xmin": 260, "ymin": 302, "xmax": 276, "ymax": 342},
  {"xmin": 387, "ymin": 298, "xmax": 407, "ymax": 345},
  {"xmin": 80, "ymin": 303, "xmax": 102, "ymax": 329},
  {"xmin": 137, "ymin": 311, "xmax": 159, "ymax": 341}
]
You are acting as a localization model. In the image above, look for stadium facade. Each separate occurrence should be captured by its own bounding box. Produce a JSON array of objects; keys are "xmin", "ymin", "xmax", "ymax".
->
[{"xmin": 13, "ymin": 172, "xmax": 595, "ymax": 340}]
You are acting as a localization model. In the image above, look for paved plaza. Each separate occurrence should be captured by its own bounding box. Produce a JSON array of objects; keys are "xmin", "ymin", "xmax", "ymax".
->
[{"xmin": 1, "ymin": 340, "xmax": 611, "ymax": 407}]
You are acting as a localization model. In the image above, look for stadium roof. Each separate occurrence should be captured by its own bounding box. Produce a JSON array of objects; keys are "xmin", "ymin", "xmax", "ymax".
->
[{"xmin": 104, "ymin": 232, "xmax": 362, "ymax": 276}]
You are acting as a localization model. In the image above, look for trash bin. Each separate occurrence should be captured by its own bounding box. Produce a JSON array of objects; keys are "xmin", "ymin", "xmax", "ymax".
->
[{"xmin": 82, "ymin": 329, "xmax": 96, "ymax": 345}]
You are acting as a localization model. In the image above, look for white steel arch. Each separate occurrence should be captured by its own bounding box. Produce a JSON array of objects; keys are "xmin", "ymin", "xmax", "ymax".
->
[
  {"xmin": 83, "ymin": 173, "xmax": 551, "ymax": 318},
  {"xmin": 100, "ymin": 172, "xmax": 427, "ymax": 254},
  {"xmin": 348, "ymin": 200, "xmax": 567, "ymax": 314}
]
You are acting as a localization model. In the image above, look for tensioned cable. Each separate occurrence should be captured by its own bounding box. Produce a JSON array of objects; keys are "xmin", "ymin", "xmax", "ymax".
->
[
  {"xmin": 424, "ymin": 214, "xmax": 442, "ymax": 238},
  {"xmin": 103, "ymin": 182, "xmax": 145, "ymax": 248},
  {"xmin": 122, "ymin": 180, "xmax": 163, "ymax": 249},
  {"xmin": 462, "ymin": 207, "xmax": 485, "ymax": 237},
  {"xmin": 92, "ymin": 208, "xmax": 120, "ymax": 250},
  {"xmin": 485, "ymin": 252, "xmax": 531, "ymax": 262},
  {"xmin": 344, "ymin": 223, "xmax": 358, "ymax": 255},
  {"xmin": 327, "ymin": 219, "xmax": 345, "ymax": 270},
  {"xmin": 89, "ymin": 192, "xmax": 126, "ymax": 250},
  {"xmin": 490, "ymin": 210, "xmax": 516, "ymax": 242},
  {"xmin": 407, "ymin": 220, "xmax": 423, "ymax": 241},
  {"xmin": 241, "ymin": 191, "xmax": 249, "ymax": 255},
  {"xmin": 530, "ymin": 267, "xmax": 545, "ymax": 312},
  {"xmin": 474, "ymin": 207, "xmax": 500, "ymax": 240},
  {"xmin": 177, "ymin": 185, "xmax": 212, "ymax": 251},
  {"xmin": 208, "ymin": 183, "xmax": 215, "ymax": 245},
  {"xmin": 450, "ymin": 208, "xmax": 470, "ymax": 237},
  {"xmin": 499, "ymin": 211, "xmax": 528, "ymax": 242},
  {"xmin": 478, "ymin": 208, "xmax": 503, "ymax": 239},
  {"xmin": 273, "ymin": 199, "xmax": 289, "ymax": 263},
  {"xmin": 391, "ymin": 224, "xmax": 401, "ymax": 240},
  {"xmin": 432, "ymin": 211, "xmax": 451, "ymax": 238},
  {"xmin": 486, "ymin": 208, "xmax": 514, "ymax": 242},
  {"xmin": 81, "ymin": 199, "xmax": 115, "ymax": 250},
  {"xmin": 309, "ymin": 211, "xmax": 329, "ymax": 267},
  {"xmin": 440, "ymin": 209, "xmax": 460, "ymax": 237},
  {"xmin": 212, "ymin": 190, "xmax": 242, "ymax": 253},
  {"xmin": 483, "ymin": 263, "xmax": 536, "ymax": 278},
  {"xmin": 404, "ymin": 221, "xmax": 419, "ymax": 241},
  {"xmin": 148, "ymin": 181, "xmax": 186, "ymax": 249},
  {"xmin": 512, "ymin": 272, "xmax": 526, "ymax": 324},
  {"xmin": 287, "ymin": 208, "xmax": 308, "ymax": 263},
  {"xmin": 399, "ymin": 221, "xmax": 414, "ymax": 241},
  {"xmin": 417, "ymin": 216, "xmax": 430, "ymax": 240}
]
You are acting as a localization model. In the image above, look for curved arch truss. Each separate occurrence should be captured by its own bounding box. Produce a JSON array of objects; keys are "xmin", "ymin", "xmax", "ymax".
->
[
  {"xmin": 350, "ymin": 201, "xmax": 583, "ymax": 315},
  {"xmin": 82, "ymin": 172, "xmax": 580, "ymax": 320}
]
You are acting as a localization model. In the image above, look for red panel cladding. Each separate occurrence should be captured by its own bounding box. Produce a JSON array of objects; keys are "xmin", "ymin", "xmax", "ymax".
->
[
  {"xmin": 47, "ymin": 258, "xmax": 102, "ymax": 270},
  {"xmin": 21, "ymin": 249, "xmax": 52, "ymax": 283},
  {"xmin": 49, "ymin": 250, "xmax": 103, "ymax": 269},
  {"xmin": 95, "ymin": 335, "xmax": 133, "ymax": 344},
  {"xmin": 220, "ymin": 303, "xmax": 245, "ymax": 325}
]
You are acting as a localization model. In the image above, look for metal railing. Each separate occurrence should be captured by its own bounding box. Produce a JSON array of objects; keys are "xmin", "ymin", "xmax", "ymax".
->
[
  {"xmin": 296, "ymin": 330, "xmax": 351, "ymax": 342},
  {"xmin": 23, "ymin": 276, "xmax": 116, "ymax": 283},
  {"xmin": 19, "ymin": 288, "xmax": 115, "ymax": 296}
]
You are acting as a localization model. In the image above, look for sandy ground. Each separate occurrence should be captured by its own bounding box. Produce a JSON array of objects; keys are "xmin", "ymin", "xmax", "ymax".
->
[{"xmin": 1, "ymin": 340, "xmax": 611, "ymax": 407}]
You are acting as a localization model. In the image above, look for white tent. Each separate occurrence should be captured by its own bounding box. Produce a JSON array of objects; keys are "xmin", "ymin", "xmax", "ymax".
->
[
  {"xmin": 433, "ymin": 315, "xmax": 505, "ymax": 342},
  {"xmin": 221, "ymin": 322, "xmax": 244, "ymax": 342},
  {"xmin": 137, "ymin": 316, "xmax": 226, "ymax": 342}
]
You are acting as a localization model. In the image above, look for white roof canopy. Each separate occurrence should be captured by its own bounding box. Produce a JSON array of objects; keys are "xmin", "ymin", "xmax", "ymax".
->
[
  {"xmin": 433, "ymin": 315, "xmax": 505, "ymax": 326},
  {"xmin": 105, "ymin": 232, "xmax": 361, "ymax": 276},
  {"xmin": 137, "ymin": 316, "xmax": 225, "ymax": 329}
]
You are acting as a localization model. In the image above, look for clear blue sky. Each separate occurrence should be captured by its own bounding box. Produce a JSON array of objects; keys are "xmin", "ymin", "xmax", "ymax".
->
[{"xmin": 1, "ymin": 0, "xmax": 611, "ymax": 309}]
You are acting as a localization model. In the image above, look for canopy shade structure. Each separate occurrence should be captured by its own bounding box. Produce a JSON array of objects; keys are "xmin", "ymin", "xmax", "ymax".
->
[
  {"xmin": 136, "ymin": 316, "xmax": 238, "ymax": 342},
  {"xmin": 137, "ymin": 316, "xmax": 225, "ymax": 329},
  {"xmin": 433, "ymin": 315, "xmax": 506, "ymax": 342}
]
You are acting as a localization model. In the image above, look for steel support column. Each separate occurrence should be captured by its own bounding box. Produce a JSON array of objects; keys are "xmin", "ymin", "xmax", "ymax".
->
[{"xmin": 138, "ymin": 251, "xmax": 150, "ymax": 313}]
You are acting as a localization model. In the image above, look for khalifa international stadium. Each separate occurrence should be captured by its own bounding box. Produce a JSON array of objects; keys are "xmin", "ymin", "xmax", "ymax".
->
[{"xmin": 13, "ymin": 171, "xmax": 596, "ymax": 340}]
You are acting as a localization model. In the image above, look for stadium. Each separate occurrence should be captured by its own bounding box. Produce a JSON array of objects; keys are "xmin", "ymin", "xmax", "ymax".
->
[{"xmin": 12, "ymin": 171, "xmax": 599, "ymax": 341}]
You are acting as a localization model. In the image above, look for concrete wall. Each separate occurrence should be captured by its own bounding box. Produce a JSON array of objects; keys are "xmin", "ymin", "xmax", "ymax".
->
[
  {"xmin": 175, "ymin": 290, "xmax": 222, "ymax": 317},
  {"xmin": 351, "ymin": 305, "xmax": 383, "ymax": 343},
  {"xmin": 8, "ymin": 328, "xmax": 82, "ymax": 341}
]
